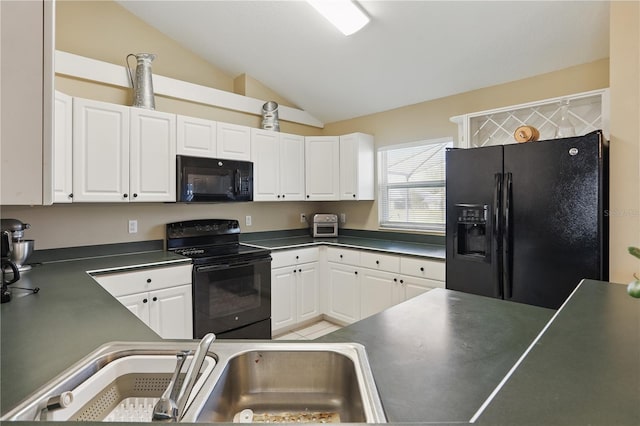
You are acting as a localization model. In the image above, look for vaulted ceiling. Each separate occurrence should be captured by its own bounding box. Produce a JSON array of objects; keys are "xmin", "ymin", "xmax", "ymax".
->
[{"xmin": 117, "ymin": 1, "xmax": 610, "ymax": 124}]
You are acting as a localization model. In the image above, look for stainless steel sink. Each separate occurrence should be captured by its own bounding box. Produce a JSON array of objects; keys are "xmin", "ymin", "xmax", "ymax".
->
[
  {"xmin": 182, "ymin": 342, "xmax": 386, "ymax": 423},
  {"xmin": 2, "ymin": 341, "xmax": 386, "ymax": 423},
  {"xmin": 0, "ymin": 342, "xmax": 217, "ymax": 422}
]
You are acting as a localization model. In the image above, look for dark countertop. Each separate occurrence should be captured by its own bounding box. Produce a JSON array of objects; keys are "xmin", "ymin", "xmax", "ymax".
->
[
  {"xmin": 0, "ymin": 251, "xmax": 190, "ymax": 414},
  {"xmin": 317, "ymin": 289, "xmax": 554, "ymax": 423},
  {"xmin": 475, "ymin": 279, "xmax": 640, "ymax": 425},
  {"xmin": 2, "ymin": 243, "xmax": 636, "ymax": 425},
  {"xmin": 243, "ymin": 235, "xmax": 446, "ymax": 260}
]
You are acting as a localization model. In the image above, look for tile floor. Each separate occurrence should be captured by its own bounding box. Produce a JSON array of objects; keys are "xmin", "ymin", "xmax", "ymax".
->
[{"xmin": 274, "ymin": 320, "xmax": 342, "ymax": 340}]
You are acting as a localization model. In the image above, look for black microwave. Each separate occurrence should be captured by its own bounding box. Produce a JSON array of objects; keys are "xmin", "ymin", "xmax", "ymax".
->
[{"xmin": 176, "ymin": 155, "xmax": 253, "ymax": 202}]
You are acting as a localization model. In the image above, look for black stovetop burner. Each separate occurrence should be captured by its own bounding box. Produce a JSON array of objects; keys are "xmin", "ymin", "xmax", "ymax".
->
[{"xmin": 166, "ymin": 219, "xmax": 269, "ymax": 264}]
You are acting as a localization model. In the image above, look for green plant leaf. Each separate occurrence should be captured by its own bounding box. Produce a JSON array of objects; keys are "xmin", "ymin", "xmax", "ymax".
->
[{"xmin": 628, "ymin": 246, "xmax": 640, "ymax": 259}]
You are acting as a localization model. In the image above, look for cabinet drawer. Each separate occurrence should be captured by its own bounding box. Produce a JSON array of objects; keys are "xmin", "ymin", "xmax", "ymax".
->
[
  {"xmin": 92, "ymin": 264, "xmax": 192, "ymax": 297},
  {"xmin": 360, "ymin": 251, "xmax": 400, "ymax": 273},
  {"xmin": 271, "ymin": 247, "xmax": 319, "ymax": 269},
  {"xmin": 326, "ymin": 247, "xmax": 360, "ymax": 266},
  {"xmin": 400, "ymin": 257, "xmax": 445, "ymax": 281}
]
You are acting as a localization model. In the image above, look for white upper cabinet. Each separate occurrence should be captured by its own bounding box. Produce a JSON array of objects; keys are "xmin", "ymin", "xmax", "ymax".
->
[
  {"xmin": 339, "ymin": 132, "xmax": 374, "ymax": 200},
  {"xmin": 217, "ymin": 121, "xmax": 251, "ymax": 161},
  {"xmin": 73, "ymin": 98, "xmax": 130, "ymax": 202},
  {"xmin": 305, "ymin": 136, "xmax": 340, "ymax": 201},
  {"xmin": 73, "ymin": 97, "xmax": 176, "ymax": 202},
  {"xmin": 176, "ymin": 115, "xmax": 217, "ymax": 158},
  {"xmin": 279, "ymin": 133, "xmax": 306, "ymax": 201},
  {"xmin": 252, "ymin": 129, "xmax": 305, "ymax": 201},
  {"xmin": 1, "ymin": 0, "xmax": 54, "ymax": 205},
  {"xmin": 251, "ymin": 129, "xmax": 280, "ymax": 201},
  {"xmin": 53, "ymin": 91, "xmax": 73, "ymax": 203},
  {"xmin": 129, "ymin": 108, "xmax": 176, "ymax": 202}
]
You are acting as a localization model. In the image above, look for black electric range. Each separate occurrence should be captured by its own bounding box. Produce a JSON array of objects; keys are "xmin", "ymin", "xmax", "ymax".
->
[{"xmin": 166, "ymin": 219, "xmax": 272, "ymax": 339}]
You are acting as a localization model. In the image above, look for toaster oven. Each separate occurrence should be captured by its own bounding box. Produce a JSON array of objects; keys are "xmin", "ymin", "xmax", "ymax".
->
[{"xmin": 312, "ymin": 214, "xmax": 338, "ymax": 237}]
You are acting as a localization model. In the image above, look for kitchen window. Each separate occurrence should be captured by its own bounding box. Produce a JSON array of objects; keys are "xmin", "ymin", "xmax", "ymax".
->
[{"xmin": 378, "ymin": 137, "xmax": 452, "ymax": 232}]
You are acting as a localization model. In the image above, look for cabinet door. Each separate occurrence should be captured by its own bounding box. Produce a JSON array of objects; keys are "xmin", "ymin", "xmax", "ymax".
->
[
  {"xmin": 0, "ymin": 0, "xmax": 52, "ymax": 205},
  {"xmin": 53, "ymin": 91, "xmax": 73, "ymax": 203},
  {"xmin": 339, "ymin": 133, "xmax": 358, "ymax": 200},
  {"xmin": 129, "ymin": 109, "xmax": 176, "ymax": 202},
  {"xmin": 305, "ymin": 136, "xmax": 339, "ymax": 200},
  {"xmin": 251, "ymin": 129, "xmax": 280, "ymax": 201},
  {"xmin": 217, "ymin": 122, "xmax": 251, "ymax": 161},
  {"xmin": 360, "ymin": 269, "xmax": 396, "ymax": 319},
  {"xmin": 176, "ymin": 115, "xmax": 217, "ymax": 158},
  {"xmin": 279, "ymin": 133, "xmax": 305, "ymax": 201},
  {"xmin": 117, "ymin": 293, "xmax": 151, "ymax": 325},
  {"xmin": 272, "ymin": 267, "xmax": 297, "ymax": 333},
  {"xmin": 402, "ymin": 276, "xmax": 444, "ymax": 301},
  {"xmin": 149, "ymin": 284, "xmax": 193, "ymax": 339},
  {"xmin": 339, "ymin": 133, "xmax": 374, "ymax": 200},
  {"xmin": 73, "ymin": 98, "xmax": 130, "ymax": 202},
  {"xmin": 326, "ymin": 263, "xmax": 360, "ymax": 324},
  {"xmin": 297, "ymin": 262, "xmax": 320, "ymax": 323}
]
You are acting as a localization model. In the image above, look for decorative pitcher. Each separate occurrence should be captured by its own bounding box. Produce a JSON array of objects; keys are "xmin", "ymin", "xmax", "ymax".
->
[{"xmin": 126, "ymin": 53, "xmax": 156, "ymax": 109}]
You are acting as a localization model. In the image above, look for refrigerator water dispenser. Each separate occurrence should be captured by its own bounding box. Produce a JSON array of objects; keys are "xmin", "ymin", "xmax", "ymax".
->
[{"xmin": 455, "ymin": 204, "xmax": 490, "ymax": 261}]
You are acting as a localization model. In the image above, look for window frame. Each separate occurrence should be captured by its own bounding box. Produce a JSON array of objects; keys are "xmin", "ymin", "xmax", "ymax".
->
[{"xmin": 377, "ymin": 137, "xmax": 452, "ymax": 233}]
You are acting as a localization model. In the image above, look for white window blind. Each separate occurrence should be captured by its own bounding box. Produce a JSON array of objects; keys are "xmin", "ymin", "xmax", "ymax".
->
[{"xmin": 378, "ymin": 138, "xmax": 452, "ymax": 232}]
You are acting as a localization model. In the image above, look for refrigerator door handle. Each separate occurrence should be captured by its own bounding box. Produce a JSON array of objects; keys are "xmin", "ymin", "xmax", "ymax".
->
[
  {"xmin": 493, "ymin": 173, "xmax": 503, "ymax": 298},
  {"xmin": 502, "ymin": 172, "xmax": 513, "ymax": 299}
]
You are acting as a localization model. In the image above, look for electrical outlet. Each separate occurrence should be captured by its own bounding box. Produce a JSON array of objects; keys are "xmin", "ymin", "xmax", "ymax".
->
[
  {"xmin": 245, "ymin": 215, "xmax": 252, "ymax": 226},
  {"xmin": 300, "ymin": 213, "xmax": 307, "ymax": 223},
  {"xmin": 340, "ymin": 213, "xmax": 346, "ymax": 224},
  {"xmin": 128, "ymin": 219, "xmax": 138, "ymax": 234}
]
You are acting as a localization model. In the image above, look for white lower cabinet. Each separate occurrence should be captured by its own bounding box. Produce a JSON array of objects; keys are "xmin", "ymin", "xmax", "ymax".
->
[
  {"xmin": 297, "ymin": 264, "xmax": 321, "ymax": 322},
  {"xmin": 359, "ymin": 269, "xmax": 396, "ymax": 319},
  {"xmin": 272, "ymin": 246, "xmax": 444, "ymax": 329},
  {"xmin": 272, "ymin": 267, "xmax": 297, "ymax": 331},
  {"xmin": 271, "ymin": 248, "xmax": 320, "ymax": 334},
  {"xmin": 324, "ymin": 247, "xmax": 445, "ymax": 323},
  {"xmin": 402, "ymin": 275, "xmax": 444, "ymax": 300},
  {"xmin": 326, "ymin": 262, "xmax": 360, "ymax": 324},
  {"xmin": 117, "ymin": 284, "xmax": 192, "ymax": 339},
  {"xmin": 92, "ymin": 263, "xmax": 193, "ymax": 339}
]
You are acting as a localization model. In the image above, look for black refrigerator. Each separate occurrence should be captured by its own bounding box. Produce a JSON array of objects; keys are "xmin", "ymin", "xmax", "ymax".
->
[{"xmin": 445, "ymin": 130, "xmax": 608, "ymax": 309}]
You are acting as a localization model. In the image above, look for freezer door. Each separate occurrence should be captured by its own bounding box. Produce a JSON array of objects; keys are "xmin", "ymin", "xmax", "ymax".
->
[
  {"xmin": 446, "ymin": 145, "xmax": 503, "ymax": 298},
  {"xmin": 503, "ymin": 132, "xmax": 606, "ymax": 309}
]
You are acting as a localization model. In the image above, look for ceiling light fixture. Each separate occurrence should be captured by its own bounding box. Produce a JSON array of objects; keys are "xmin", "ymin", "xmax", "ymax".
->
[{"xmin": 306, "ymin": 0, "xmax": 370, "ymax": 36}]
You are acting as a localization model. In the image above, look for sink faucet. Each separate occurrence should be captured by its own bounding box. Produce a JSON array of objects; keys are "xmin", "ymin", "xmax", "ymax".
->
[
  {"xmin": 152, "ymin": 351, "xmax": 189, "ymax": 422},
  {"xmin": 152, "ymin": 333, "xmax": 215, "ymax": 422}
]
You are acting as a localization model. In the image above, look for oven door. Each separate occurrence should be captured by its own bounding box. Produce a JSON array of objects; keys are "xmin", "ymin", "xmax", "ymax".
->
[
  {"xmin": 313, "ymin": 223, "xmax": 338, "ymax": 237},
  {"xmin": 193, "ymin": 254, "xmax": 271, "ymax": 339}
]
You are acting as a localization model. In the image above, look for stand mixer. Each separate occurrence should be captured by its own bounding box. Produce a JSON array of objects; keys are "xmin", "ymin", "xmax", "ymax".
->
[
  {"xmin": 1, "ymin": 219, "xmax": 38, "ymax": 303},
  {"xmin": 1, "ymin": 218, "xmax": 34, "ymax": 271}
]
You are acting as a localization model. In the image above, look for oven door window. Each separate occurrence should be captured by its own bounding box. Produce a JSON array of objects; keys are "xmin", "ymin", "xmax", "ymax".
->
[
  {"xmin": 193, "ymin": 257, "xmax": 271, "ymax": 338},
  {"xmin": 315, "ymin": 225, "xmax": 337, "ymax": 235}
]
